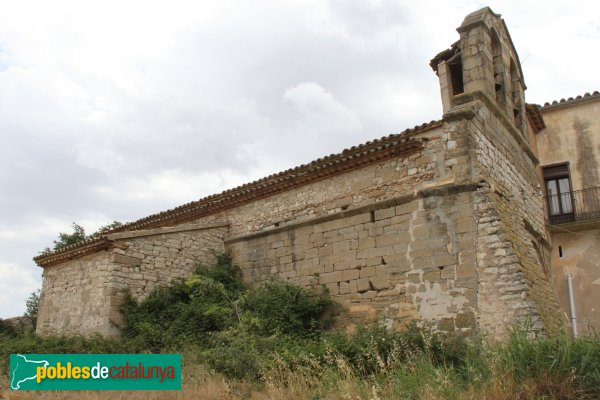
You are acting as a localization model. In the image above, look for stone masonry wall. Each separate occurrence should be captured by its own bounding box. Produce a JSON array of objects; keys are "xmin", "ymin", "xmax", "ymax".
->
[
  {"xmin": 37, "ymin": 224, "xmax": 228, "ymax": 336},
  {"xmin": 468, "ymin": 97, "xmax": 563, "ymax": 337},
  {"xmin": 227, "ymin": 188, "xmax": 478, "ymax": 335},
  {"xmin": 37, "ymin": 251, "xmax": 114, "ymax": 336},
  {"xmin": 433, "ymin": 7, "xmax": 564, "ymax": 338}
]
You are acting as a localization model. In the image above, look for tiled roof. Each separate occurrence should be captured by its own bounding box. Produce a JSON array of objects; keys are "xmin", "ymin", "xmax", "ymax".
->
[
  {"xmin": 34, "ymin": 120, "xmax": 442, "ymax": 267},
  {"xmin": 526, "ymin": 91, "xmax": 600, "ymax": 131},
  {"xmin": 34, "ymin": 238, "xmax": 113, "ymax": 268},
  {"xmin": 541, "ymin": 91, "xmax": 600, "ymax": 109},
  {"xmin": 525, "ymin": 104, "xmax": 545, "ymax": 131},
  {"xmin": 429, "ymin": 40, "xmax": 460, "ymax": 74}
]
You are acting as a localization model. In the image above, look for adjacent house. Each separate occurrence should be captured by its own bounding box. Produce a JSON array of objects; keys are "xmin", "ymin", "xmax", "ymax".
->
[{"xmin": 535, "ymin": 93, "xmax": 600, "ymax": 337}]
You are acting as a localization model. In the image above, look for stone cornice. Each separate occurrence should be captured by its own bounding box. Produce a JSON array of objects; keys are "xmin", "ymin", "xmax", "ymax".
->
[
  {"xmin": 34, "ymin": 239, "xmax": 112, "ymax": 268},
  {"xmin": 34, "ymin": 121, "xmax": 441, "ymax": 267},
  {"xmin": 35, "ymin": 223, "xmax": 231, "ymax": 267},
  {"xmin": 104, "ymin": 223, "xmax": 230, "ymax": 241}
]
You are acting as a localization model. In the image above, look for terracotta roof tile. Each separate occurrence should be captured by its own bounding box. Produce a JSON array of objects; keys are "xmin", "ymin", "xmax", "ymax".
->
[
  {"xmin": 525, "ymin": 104, "xmax": 545, "ymax": 131},
  {"xmin": 541, "ymin": 91, "xmax": 600, "ymax": 109}
]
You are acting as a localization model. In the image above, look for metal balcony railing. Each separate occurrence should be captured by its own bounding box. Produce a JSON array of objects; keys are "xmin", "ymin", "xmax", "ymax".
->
[{"xmin": 545, "ymin": 186, "xmax": 600, "ymax": 225}]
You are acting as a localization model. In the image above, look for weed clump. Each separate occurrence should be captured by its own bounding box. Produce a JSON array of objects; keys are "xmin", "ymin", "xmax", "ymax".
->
[{"xmin": 118, "ymin": 253, "xmax": 332, "ymax": 378}]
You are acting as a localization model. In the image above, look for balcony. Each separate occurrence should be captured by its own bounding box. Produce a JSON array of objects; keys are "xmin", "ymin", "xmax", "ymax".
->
[{"xmin": 545, "ymin": 186, "xmax": 600, "ymax": 225}]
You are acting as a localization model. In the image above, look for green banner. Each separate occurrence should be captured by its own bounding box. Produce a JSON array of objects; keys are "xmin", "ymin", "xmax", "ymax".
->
[{"xmin": 9, "ymin": 354, "xmax": 181, "ymax": 390}]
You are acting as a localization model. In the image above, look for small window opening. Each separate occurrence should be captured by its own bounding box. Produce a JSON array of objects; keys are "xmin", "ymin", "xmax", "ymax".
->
[
  {"xmin": 510, "ymin": 59, "xmax": 523, "ymax": 130},
  {"xmin": 449, "ymin": 61, "xmax": 464, "ymax": 95},
  {"xmin": 370, "ymin": 211, "xmax": 375, "ymax": 223},
  {"xmin": 491, "ymin": 31, "xmax": 505, "ymax": 105},
  {"xmin": 559, "ymin": 246, "xmax": 563, "ymax": 258}
]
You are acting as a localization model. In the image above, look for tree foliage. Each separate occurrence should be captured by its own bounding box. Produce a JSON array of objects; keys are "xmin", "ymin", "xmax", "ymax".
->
[
  {"xmin": 41, "ymin": 221, "xmax": 123, "ymax": 253},
  {"xmin": 24, "ymin": 289, "xmax": 40, "ymax": 320},
  {"xmin": 53, "ymin": 222, "xmax": 86, "ymax": 250},
  {"xmin": 91, "ymin": 221, "xmax": 124, "ymax": 237}
]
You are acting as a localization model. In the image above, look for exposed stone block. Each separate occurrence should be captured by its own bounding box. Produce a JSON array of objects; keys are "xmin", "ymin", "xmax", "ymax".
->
[
  {"xmin": 326, "ymin": 283, "xmax": 340, "ymax": 296},
  {"xmin": 366, "ymin": 256, "xmax": 382, "ymax": 267},
  {"xmin": 376, "ymin": 234, "xmax": 397, "ymax": 247},
  {"xmin": 374, "ymin": 207, "xmax": 395, "ymax": 221},
  {"xmin": 357, "ymin": 278, "xmax": 370, "ymax": 293},
  {"xmin": 318, "ymin": 246, "xmax": 333, "ymax": 257},
  {"xmin": 455, "ymin": 311, "xmax": 475, "ymax": 329},
  {"xmin": 360, "ymin": 266, "xmax": 376, "ymax": 278},
  {"xmin": 112, "ymin": 254, "xmax": 142, "ymax": 266},
  {"xmin": 348, "ymin": 279, "xmax": 358, "ymax": 293},
  {"xmin": 333, "ymin": 240, "xmax": 350, "ymax": 253},
  {"xmin": 319, "ymin": 271, "xmax": 343, "ymax": 284},
  {"xmin": 339, "ymin": 281, "xmax": 350, "ymax": 294},
  {"xmin": 369, "ymin": 275, "xmax": 390, "ymax": 290},
  {"xmin": 358, "ymin": 237, "xmax": 376, "ymax": 249},
  {"xmin": 342, "ymin": 269, "xmax": 359, "ymax": 281},
  {"xmin": 440, "ymin": 265, "xmax": 457, "ymax": 279}
]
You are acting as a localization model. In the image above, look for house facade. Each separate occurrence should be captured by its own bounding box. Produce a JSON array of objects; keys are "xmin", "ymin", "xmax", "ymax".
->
[
  {"xmin": 535, "ymin": 93, "xmax": 600, "ymax": 337},
  {"xmin": 36, "ymin": 7, "xmax": 593, "ymax": 340}
]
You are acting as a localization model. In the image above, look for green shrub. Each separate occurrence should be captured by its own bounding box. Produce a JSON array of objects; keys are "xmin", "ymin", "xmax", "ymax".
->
[
  {"xmin": 0, "ymin": 319, "xmax": 17, "ymax": 339},
  {"xmin": 24, "ymin": 290, "xmax": 40, "ymax": 322},
  {"xmin": 118, "ymin": 253, "xmax": 333, "ymax": 361},
  {"xmin": 242, "ymin": 279, "xmax": 332, "ymax": 337},
  {"xmin": 194, "ymin": 252, "xmax": 245, "ymax": 295},
  {"xmin": 119, "ymin": 254, "xmax": 245, "ymax": 348}
]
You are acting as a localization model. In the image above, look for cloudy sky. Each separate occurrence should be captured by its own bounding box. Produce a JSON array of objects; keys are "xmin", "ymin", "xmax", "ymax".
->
[{"xmin": 1, "ymin": 0, "xmax": 599, "ymax": 318}]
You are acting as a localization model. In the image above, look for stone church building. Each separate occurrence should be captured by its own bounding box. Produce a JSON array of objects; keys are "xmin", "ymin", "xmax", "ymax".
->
[{"xmin": 34, "ymin": 8, "xmax": 600, "ymax": 339}]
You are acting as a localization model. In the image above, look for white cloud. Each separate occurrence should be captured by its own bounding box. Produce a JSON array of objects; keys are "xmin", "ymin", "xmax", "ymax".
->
[
  {"xmin": 93, "ymin": 168, "xmax": 265, "ymax": 205},
  {"xmin": 0, "ymin": 262, "xmax": 40, "ymax": 318},
  {"xmin": 0, "ymin": 217, "xmax": 72, "ymax": 244},
  {"xmin": 284, "ymin": 82, "xmax": 362, "ymax": 132},
  {"xmin": 300, "ymin": 0, "xmax": 413, "ymax": 51}
]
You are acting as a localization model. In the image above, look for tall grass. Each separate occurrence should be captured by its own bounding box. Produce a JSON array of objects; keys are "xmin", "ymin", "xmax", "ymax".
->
[{"xmin": 1, "ymin": 330, "xmax": 599, "ymax": 399}]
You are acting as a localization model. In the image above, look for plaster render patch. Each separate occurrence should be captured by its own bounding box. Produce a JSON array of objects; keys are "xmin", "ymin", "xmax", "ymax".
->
[{"xmin": 415, "ymin": 282, "xmax": 468, "ymax": 321}]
